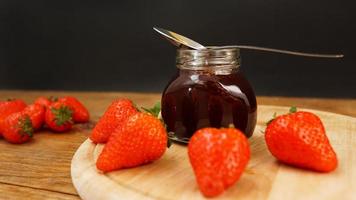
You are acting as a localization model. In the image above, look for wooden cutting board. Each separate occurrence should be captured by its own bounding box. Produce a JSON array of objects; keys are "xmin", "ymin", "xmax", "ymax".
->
[{"xmin": 71, "ymin": 105, "xmax": 356, "ymax": 200}]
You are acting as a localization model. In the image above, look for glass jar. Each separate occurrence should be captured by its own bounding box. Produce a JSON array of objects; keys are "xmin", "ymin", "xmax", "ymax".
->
[{"xmin": 161, "ymin": 46, "xmax": 257, "ymax": 143}]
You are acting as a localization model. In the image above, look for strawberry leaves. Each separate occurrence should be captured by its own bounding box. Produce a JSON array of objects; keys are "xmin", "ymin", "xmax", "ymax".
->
[
  {"xmin": 289, "ymin": 106, "xmax": 297, "ymax": 113},
  {"xmin": 51, "ymin": 105, "xmax": 73, "ymax": 126},
  {"xmin": 18, "ymin": 116, "xmax": 34, "ymax": 137},
  {"xmin": 141, "ymin": 102, "xmax": 161, "ymax": 118},
  {"xmin": 267, "ymin": 106, "xmax": 298, "ymax": 126}
]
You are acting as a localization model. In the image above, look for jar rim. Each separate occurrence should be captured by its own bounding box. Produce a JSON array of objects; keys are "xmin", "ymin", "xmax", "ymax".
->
[
  {"xmin": 176, "ymin": 46, "xmax": 240, "ymax": 70},
  {"xmin": 177, "ymin": 46, "xmax": 240, "ymax": 53}
]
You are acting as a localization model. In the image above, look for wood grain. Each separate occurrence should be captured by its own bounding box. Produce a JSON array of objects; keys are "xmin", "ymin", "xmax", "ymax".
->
[
  {"xmin": 0, "ymin": 90, "xmax": 355, "ymax": 199},
  {"xmin": 71, "ymin": 105, "xmax": 356, "ymax": 200},
  {"xmin": 0, "ymin": 130, "xmax": 89, "ymax": 195},
  {"xmin": 0, "ymin": 183, "xmax": 79, "ymax": 200}
]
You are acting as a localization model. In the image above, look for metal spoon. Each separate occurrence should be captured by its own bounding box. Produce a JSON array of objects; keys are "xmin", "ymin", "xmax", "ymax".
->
[
  {"xmin": 153, "ymin": 27, "xmax": 344, "ymax": 58},
  {"xmin": 153, "ymin": 27, "xmax": 206, "ymax": 50}
]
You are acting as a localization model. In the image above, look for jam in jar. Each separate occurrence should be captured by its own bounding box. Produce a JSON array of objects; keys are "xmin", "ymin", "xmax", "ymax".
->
[{"xmin": 161, "ymin": 47, "xmax": 257, "ymax": 143}]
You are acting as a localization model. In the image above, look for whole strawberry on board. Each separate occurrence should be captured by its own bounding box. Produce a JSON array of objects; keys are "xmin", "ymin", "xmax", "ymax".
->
[
  {"xmin": 45, "ymin": 102, "xmax": 74, "ymax": 132},
  {"xmin": 23, "ymin": 104, "xmax": 46, "ymax": 130},
  {"xmin": 96, "ymin": 112, "xmax": 167, "ymax": 172},
  {"xmin": 58, "ymin": 96, "xmax": 89, "ymax": 123},
  {"xmin": 90, "ymin": 99, "xmax": 138, "ymax": 144},
  {"xmin": 0, "ymin": 99, "xmax": 27, "ymax": 136},
  {"xmin": 265, "ymin": 107, "xmax": 337, "ymax": 172},
  {"xmin": 188, "ymin": 128, "xmax": 250, "ymax": 197},
  {"xmin": 1, "ymin": 112, "xmax": 33, "ymax": 144}
]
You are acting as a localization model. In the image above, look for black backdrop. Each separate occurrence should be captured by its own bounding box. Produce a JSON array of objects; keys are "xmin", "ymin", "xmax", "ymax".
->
[{"xmin": 1, "ymin": 0, "xmax": 355, "ymax": 97}]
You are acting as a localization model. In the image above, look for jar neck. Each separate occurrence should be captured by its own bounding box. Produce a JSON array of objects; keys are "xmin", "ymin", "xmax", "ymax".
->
[{"xmin": 176, "ymin": 46, "xmax": 241, "ymax": 73}]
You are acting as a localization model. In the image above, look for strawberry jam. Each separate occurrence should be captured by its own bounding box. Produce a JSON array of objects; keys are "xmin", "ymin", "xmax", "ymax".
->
[{"xmin": 161, "ymin": 47, "xmax": 257, "ymax": 143}]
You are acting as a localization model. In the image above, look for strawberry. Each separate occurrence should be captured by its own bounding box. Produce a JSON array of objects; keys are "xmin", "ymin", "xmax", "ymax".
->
[
  {"xmin": 90, "ymin": 99, "xmax": 137, "ymax": 144},
  {"xmin": 1, "ymin": 112, "xmax": 33, "ymax": 144},
  {"xmin": 34, "ymin": 96, "xmax": 54, "ymax": 108},
  {"xmin": 45, "ymin": 102, "xmax": 73, "ymax": 132},
  {"xmin": 23, "ymin": 104, "xmax": 46, "ymax": 130},
  {"xmin": 96, "ymin": 112, "xmax": 167, "ymax": 172},
  {"xmin": 58, "ymin": 96, "xmax": 89, "ymax": 123},
  {"xmin": 0, "ymin": 99, "xmax": 27, "ymax": 135},
  {"xmin": 0, "ymin": 99, "xmax": 27, "ymax": 121},
  {"xmin": 265, "ymin": 107, "xmax": 337, "ymax": 172},
  {"xmin": 188, "ymin": 128, "xmax": 250, "ymax": 197}
]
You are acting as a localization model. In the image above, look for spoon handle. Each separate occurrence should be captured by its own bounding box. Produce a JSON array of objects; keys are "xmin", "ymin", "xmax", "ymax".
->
[{"xmin": 233, "ymin": 45, "xmax": 344, "ymax": 58}]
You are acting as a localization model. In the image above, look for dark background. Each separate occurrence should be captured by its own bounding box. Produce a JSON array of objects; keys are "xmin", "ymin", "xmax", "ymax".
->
[{"xmin": 0, "ymin": 0, "xmax": 355, "ymax": 97}]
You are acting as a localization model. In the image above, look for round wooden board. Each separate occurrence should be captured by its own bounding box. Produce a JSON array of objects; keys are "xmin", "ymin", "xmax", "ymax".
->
[{"xmin": 71, "ymin": 105, "xmax": 356, "ymax": 200}]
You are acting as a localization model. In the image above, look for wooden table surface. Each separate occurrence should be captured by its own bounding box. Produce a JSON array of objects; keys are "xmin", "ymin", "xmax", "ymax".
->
[{"xmin": 0, "ymin": 90, "xmax": 355, "ymax": 200}]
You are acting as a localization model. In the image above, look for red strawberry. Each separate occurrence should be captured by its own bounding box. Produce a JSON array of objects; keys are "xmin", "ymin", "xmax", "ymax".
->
[
  {"xmin": 34, "ymin": 96, "xmax": 54, "ymax": 108},
  {"xmin": 23, "ymin": 104, "xmax": 46, "ymax": 130},
  {"xmin": 188, "ymin": 128, "xmax": 250, "ymax": 197},
  {"xmin": 265, "ymin": 108, "xmax": 337, "ymax": 172},
  {"xmin": 45, "ymin": 102, "xmax": 73, "ymax": 132},
  {"xmin": 1, "ymin": 112, "xmax": 33, "ymax": 144},
  {"xmin": 90, "ymin": 99, "xmax": 137, "ymax": 144},
  {"xmin": 96, "ymin": 112, "xmax": 167, "ymax": 172},
  {"xmin": 0, "ymin": 99, "xmax": 27, "ymax": 121},
  {"xmin": 0, "ymin": 99, "xmax": 27, "ymax": 135},
  {"xmin": 58, "ymin": 96, "xmax": 89, "ymax": 123}
]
